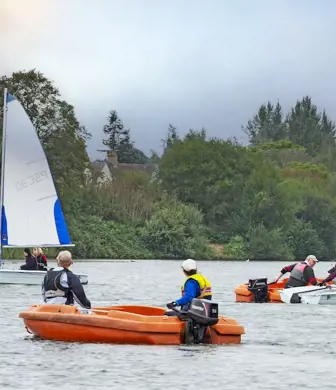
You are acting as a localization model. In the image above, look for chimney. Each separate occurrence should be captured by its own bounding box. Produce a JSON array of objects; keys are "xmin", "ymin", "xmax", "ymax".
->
[{"xmin": 107, "ymin": 150, "xmax": 118, "ymax": 167}]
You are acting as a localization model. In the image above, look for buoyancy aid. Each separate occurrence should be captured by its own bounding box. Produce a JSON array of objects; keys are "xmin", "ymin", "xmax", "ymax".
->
[
  {"xmin": 290, "ymin": 262, "xmax": 308, "ymax": 283},
  {"xmin": 181, "ymin": 273, "xmax": 212, "ymax": 299},
  {"xmin": 44, "ymin": 268, "xmax": 73, "ymax": 304},
  {"xmin": 37, "ymin": 254, "xmax": 47, "ymax": 270}
]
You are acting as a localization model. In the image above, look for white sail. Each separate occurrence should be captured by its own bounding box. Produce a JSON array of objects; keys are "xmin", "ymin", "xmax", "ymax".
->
[{"xmin": 1, "ymin": 91, "xmax": 72, "ymax": 247}]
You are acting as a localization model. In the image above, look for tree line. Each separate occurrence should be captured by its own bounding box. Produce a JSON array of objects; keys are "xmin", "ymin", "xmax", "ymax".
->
[{"xmin": 1, "ymin": 69, "xmax": 336, "ymax": 260}]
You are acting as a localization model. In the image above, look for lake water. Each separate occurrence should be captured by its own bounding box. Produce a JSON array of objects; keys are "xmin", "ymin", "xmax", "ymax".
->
[{"xmin": 0, "ymin": 259, "xmax": 335, "ymax": 390}]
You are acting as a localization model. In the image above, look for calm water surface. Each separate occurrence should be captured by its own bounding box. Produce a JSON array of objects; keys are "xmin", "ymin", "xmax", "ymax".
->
[{"xmin": 0, "ymin": 260, "xmax": 335, "ymax": 390}]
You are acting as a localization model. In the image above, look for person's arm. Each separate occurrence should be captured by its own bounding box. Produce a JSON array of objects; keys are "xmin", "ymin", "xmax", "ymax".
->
[
  {"xmin": 68, "ymin": 273, "xmax": 91, "ymax": 308},
  {"xmin": 322, "ymin": 270, "xmax": 336, "ymax": 284},
  {"xmin": 304, "ymin": 267, "xmax": 317, "ymax": 285},
  {"xmin": 272, "ymin": 264, "xmax": 296, "ymax": 282},
  {"xmin": 41, "ymin": 276, "xmax": 46, "ymax": 302},
  {"xmin": 175, "ymin": 280, "xmax": 198, "ymax": 306}
]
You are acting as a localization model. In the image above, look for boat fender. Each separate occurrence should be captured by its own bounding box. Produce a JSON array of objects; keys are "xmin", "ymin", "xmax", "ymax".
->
[{"xmin": 25, "ymin": 325, "xmax": 33, "ymax": 334}]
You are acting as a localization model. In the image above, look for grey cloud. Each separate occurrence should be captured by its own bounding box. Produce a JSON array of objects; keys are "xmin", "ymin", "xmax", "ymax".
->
[{"xmin": 1, "ymin": 0, "xmax": 336, "ymax": 159}]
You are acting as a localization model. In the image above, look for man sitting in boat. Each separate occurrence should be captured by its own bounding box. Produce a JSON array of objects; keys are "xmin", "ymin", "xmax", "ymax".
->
[
  {"xmin": 165, "ymin": 259, "xmax": 212, "ymax": 315},
  {"xmin": 42, "ymin": 250, "xmax": 91, "ymax": 309},
  {"xmin": 33, "ymin": 247, "xmax": 48, "ymax": 271},
  {"xmin": 272, "ymin": 255, "xmax": 319, "ymax": 289},
  {"xmin": 20, "ymin": 248, "xmax": 38, "ymax": 271}
]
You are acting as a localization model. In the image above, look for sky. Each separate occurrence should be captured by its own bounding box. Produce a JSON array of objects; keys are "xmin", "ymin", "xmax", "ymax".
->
[{"xmin": 1, "ymin": 0, "xmax": 336, "ymax": 160}]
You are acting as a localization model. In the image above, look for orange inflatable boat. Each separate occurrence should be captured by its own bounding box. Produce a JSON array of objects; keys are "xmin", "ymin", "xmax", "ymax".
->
[
  {"xmin": 19, "ymin": 299, "xmax": 245, "ymax": 345},
  {"xmin": 234, "ymin": 277, "xmax": 330, "ymax": 303}
]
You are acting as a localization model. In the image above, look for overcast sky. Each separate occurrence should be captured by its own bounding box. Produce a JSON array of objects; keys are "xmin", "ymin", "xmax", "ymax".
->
[{"xmin": 1, "ymin": 0, "xmax": 336, "ymax": 159}]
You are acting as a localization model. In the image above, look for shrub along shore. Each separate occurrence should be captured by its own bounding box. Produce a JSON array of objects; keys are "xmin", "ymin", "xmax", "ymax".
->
[{"xmin": 2, "ymin": 70, "xmax": 336, "ymax": 261}]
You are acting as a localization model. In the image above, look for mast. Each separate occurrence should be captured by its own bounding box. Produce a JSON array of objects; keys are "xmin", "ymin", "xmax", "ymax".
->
[{"xmin": 0, "ymin": 88, "xmax": 8, "ymax": 266}]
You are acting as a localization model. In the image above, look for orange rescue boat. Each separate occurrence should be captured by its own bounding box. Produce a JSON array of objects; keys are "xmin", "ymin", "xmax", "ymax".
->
[
  {"xmin": 19, "ymin": 299, "xmax": 245, "ymax": 345},
  {"xmin": 234, "ymin": 277, "xmax": 330, "ymax": 303}
]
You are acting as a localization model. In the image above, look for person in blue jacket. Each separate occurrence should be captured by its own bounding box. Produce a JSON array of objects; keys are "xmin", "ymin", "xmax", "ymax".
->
[{"xmin": 165, "ymin": 259, "xmax": 212, "ymax": 315}]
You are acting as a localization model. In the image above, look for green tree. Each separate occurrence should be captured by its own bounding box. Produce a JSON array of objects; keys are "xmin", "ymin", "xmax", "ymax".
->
[
  {"xmin": 141, "ymin": 200, "xmax": 211, "ymax": 258},
  {"xmin": 243, "ymin": 101, "xmax": 287, "ymax": 145},
  {"xmin": 148, "ymin": 149, "xmax": 161, "ymax": 163},
  {"xmin": 184, "ymin": 128, "xmax": 207, "ymax": 141},
  {"xmin": 253, "ymin": 140, "xmax": 310, "ymax": 168},
  {"xmin": 286, "ymin": 220, "xmax": 325, "ymax": 260},
  {"xmin": 102, "ymin": 109, "xmax": 148, "ymax": 163},
  {"xmin": 244, "ymin": 224, "xmax": 294, "ymax": 260},
  {"xmin": 299, "ymin": 194, "xmax": 336, "ymax": 259},
  {"xmin": 286, "ymin": 96, "xmax": 336, "ymax": 155},
  {"xmin": 159, "ymin": 135, "xmax": 293, "ymax": 242},
  {"xmin": 162, "ymin": 124, "xmax": 181, "ymax": 151}
]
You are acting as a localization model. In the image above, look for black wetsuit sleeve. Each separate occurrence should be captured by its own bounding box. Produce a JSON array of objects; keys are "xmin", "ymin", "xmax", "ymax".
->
[
  {"xmin": 323, "ymin": 270, "xmax": 336, "ymax": 283},
  {"xmin": 41, "ymin": 275, "xmax": 46, "ymax": 300},
  {"xmin": 68, "ymin": 272, "xmax": 91, "ymax": 309},
  {"xmin": 280, "ymin": 263, "xmax": 296, "ymax": 274}
]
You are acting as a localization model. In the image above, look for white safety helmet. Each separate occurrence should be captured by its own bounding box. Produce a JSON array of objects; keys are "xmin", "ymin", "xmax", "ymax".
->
[{"xmin": 181, "ymin": 258, "xmax": 197, "ymax": 272}]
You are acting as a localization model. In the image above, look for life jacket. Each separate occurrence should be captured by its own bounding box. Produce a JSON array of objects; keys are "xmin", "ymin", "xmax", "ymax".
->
[
  {"xmin": 181, "ymin": 273, "xmax": 212, "ymax": 299},
  {"xmin": 289, "ymin": 262, "xmax": 309, "ymax": 284},
  {"xmin": 37, "ymin": 254, "xmax": 47, "ymax": 270},
  {"xmin": 44, "ymin": 268, "xmax": 73, "ymax": 304}
]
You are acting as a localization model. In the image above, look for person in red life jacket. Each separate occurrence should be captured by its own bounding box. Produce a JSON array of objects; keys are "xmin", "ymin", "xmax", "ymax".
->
[
  {"xmin": 33, "ymin": 247, "xmax": 48, "ymax": 271},
  {"xmin": 272, "ymin": 255, "xmax": 319, "ymax": 289},
  {"xmin": 20, "ymin": 248, "xmax": 38, "ymax": 271},
  {"xmin": 165, "ymin": 259, "xmax": 212, "ymax": 316}
]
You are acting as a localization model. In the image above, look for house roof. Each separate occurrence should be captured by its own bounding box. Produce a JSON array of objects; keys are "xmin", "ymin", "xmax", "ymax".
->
[
  {"xmin": 110, "ymin": 162, "xmax": 157, "ymax": 174},
  {"xmin": 91, "ymin": 160, "xmax": 105, "ymax": 170},
  {"xmin": 90, "ymin": 159, "xmax": 157, "ymax": 175}
]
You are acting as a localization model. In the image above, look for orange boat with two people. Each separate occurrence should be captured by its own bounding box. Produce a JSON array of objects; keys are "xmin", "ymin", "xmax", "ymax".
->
[
  {"xmin": 19, "ymin": 298, "xmax": 245, "ymax": 345},
  {"xmin": 234, "ymin": 277, "xmax": 330, "ymax": 303}
]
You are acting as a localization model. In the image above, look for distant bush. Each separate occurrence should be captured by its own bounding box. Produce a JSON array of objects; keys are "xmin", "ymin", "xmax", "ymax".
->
[
  {"xmin": 141, "ymin": 201, "xmax": 212, "ymax": 259},
  {"xmin": 69, "ymin": 215, "xmax": 154, "ymax": 259}
]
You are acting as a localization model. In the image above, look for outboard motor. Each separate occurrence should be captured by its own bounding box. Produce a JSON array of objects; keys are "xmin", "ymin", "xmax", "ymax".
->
[
  {"xmin": 247, "ymin": 278, "xmax": 269, "ymax": 303},
  {"xmin": 174, "ymin": 298, "xmax": 219, "ymax": 344}
]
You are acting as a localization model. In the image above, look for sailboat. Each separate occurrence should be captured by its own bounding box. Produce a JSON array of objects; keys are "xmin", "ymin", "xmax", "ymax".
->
[{"xmin": 0, "ymin": 88, "xmax": 88, "ymax": 285}]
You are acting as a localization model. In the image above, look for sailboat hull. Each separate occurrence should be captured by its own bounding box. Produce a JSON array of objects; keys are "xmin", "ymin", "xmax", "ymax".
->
[
  {"xmin": 280, "ymin": 285, "xmax": 336, "ymax": 305},
  {"xmin": 0, "ymin": 269, "xmax": 88, "ymax": 285}
]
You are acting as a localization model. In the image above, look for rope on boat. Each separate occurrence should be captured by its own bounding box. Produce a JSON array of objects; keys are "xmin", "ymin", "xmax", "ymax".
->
[{"xmin": 25, "ymin": 326, "xmax": 33, "ymax": 334}]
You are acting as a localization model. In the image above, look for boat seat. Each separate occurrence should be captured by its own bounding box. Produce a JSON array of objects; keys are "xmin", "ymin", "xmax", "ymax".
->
[
  {"xmin": 107, "ymin": 309, "xmax": 174, "ymax": 323},
  {"xmin": 34, "ymin": 304, "xmax": 80, "ymax": 314},
  {"xmin": 58, "ymin": 305, "xmax": 80, "ymax": 314}
]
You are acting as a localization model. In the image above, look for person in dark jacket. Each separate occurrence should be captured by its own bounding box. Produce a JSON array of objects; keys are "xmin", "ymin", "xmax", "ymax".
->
[
  {"xmin": 33, "ymin": 247, "xmax": 48, "ymax": 271},
  {"xmin": 327, "ymin": 262, "xmax": 336, "ymax": 275},
  {"xmin": 20, "ymin": 248, "xmax": 38, "ymax": 270},
  {"xmin": 319, "ymin": 264, "xmax": 336, "ymax": 286},
  {"xmin": 272, "ymin": 255, "xmax": 319, "ymax": 289},
  {"xmin": 42, "ymin": 250, "xmax": 91, "ymax": 308}
]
